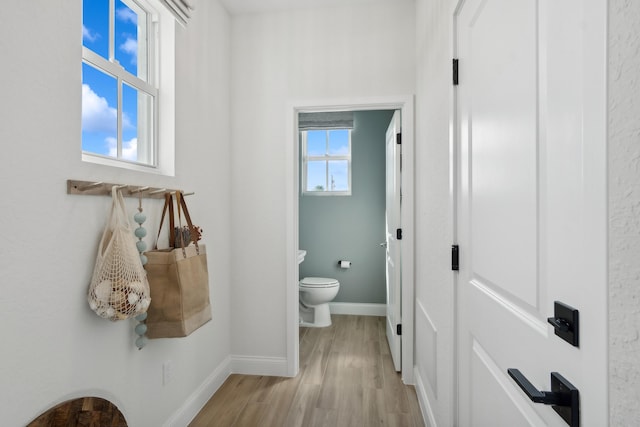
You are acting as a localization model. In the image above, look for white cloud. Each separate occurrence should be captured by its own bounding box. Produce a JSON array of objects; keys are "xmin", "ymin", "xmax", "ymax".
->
[
  {"xmin": 82, "ymin": 84, "xmax": 117, "ymax": 133},
  {"xmin": 119, "ymin": 37, "xmax": 138, "ymax": 65},
  {"xmin": 82, "ymin": 84, "xmax": 133, "ymax": 133},
  {"xmin": 107, "ymin": 137, "xmax": 138, "ymax": 161},
  {"xmin": 82, "ymin": 25, "xmax": 99, "ymax": 42},
  {"xmin": 116, "ymin": 7, "xmax": 138, "ymax": 24}
]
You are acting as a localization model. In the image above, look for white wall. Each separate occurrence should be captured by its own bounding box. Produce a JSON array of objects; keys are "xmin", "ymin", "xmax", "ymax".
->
[
  {"xmin": 229, "ymin": 1, "xmax": 416, "ymax": 363},
  {"xmin": 413, "ymin": 0, "xmax": 455, "ymax": 425},
  {"xmin": 609, "ymin": 0, "xmax": 640, "ymax": 425},
  {"xmin": 0, "ymin": 2, "xmax": 232, "ymax": 426}
]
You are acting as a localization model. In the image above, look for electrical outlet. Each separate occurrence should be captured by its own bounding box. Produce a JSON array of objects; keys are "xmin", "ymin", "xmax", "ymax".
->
[{"xmin": 163, "ymin": 360, "xmax": 173, "ymax": 386}]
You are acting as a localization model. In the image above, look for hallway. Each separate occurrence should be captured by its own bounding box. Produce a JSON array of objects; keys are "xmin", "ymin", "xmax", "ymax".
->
[{"xmin": 190, "ymin": 315, "xmax": 424, "ymax": 426}]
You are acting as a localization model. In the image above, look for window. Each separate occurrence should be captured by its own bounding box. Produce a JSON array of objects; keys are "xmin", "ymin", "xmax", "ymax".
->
[
  {"xmin": 82, "ymin": 0, "xmax": 172, "ymax": 171},
  {"xmin": 302, "ymin": 129, "xmax": 352, "ymax": 195}
]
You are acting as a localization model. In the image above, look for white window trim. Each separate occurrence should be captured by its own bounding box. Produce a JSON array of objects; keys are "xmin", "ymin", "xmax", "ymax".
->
[
  {"xmin": 301, "ymin": 129, "xmax": 352, "ymax": 196},
  {"xmin": 82, "ymin": 0, "xmax": 175, "ymax": 176}
]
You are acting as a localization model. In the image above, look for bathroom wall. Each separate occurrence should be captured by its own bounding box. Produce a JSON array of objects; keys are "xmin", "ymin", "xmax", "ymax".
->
[
  {"xmin": 0, "ymin": 2, "xmax": 232, "ymax": 426},
  {"xmin": 230, "ymin": 1, "xmax": 416, "ymax": 361},
  {"xmin": 299, "ymin": 110, "xmax": 394, "ymax": 304}
]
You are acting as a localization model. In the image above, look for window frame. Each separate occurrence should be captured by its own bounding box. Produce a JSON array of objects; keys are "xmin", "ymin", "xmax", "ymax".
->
[
  {"xmin": 301, "ymin": 129, "xmax": 352, "ymax": 196},
  {"xmin": 81, "ymin": 0, "xmax": 174, "ymax": 174}
]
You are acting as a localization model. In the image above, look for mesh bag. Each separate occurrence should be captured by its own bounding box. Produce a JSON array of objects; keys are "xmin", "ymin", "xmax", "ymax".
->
[{"xmin": 88, "ymin": 187, "xmax": 151, "ymax": 321}]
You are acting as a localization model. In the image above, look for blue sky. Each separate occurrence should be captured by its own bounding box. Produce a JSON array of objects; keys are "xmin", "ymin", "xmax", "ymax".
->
[
  {"xmin": 306, "ymin": 130, "xmax": 350, "ymax": 192},
  {"xmin": 82, "ymin": 0, "xmax": 141, "ymax": 160}
]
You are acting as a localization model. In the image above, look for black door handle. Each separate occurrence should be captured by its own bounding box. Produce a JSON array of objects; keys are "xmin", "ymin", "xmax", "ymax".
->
[{"xmin": 507, "ymin": 369, "xmax": 580, "ymax": 427}]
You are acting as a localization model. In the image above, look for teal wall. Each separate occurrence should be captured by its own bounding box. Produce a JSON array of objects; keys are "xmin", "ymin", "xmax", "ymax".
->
[{"xmin": 299, "ymin": 110, "xmax": 394, "ymax": 303}]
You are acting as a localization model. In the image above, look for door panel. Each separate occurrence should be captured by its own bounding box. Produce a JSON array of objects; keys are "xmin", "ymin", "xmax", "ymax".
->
[
  {"xmin": 457, "ymin": 0, "xmax": 607, "ymax": 425},
  {"xmin": 416, "ymin": 302, "xmax": 438, "ymax": 393},
  {"xmin": 386, "ymin": 110, "xmax": 402, "ymax": 372},
  {"xmin": 467, "ymin": 0, "xmax": 538, "ymax": 308},
  {"xmin": 471, "ymin": 340, "xmax": 547, "ymax": 427}
]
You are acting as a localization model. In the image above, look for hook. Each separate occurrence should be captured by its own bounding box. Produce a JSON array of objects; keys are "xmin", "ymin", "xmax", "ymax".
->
[
  {"xmin": 169, "ymin": 191, "xmax": 195, "ymax": 197},
  {"xmin": 171, "ymin": 190, "xmax": 196, "ymax": 196},
  {"xmin": 130, "ymin": 186, "xmax": 150, "ymax": 195},
  {"xmin": 78, "ymin": 181, "xmax": 103, "ymax": 191}
]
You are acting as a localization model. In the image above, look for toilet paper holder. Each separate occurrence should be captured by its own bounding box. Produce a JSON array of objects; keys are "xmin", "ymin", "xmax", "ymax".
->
[{"xmin": 338, "ymin": 260, "xmax": 352, "ymax": 268}]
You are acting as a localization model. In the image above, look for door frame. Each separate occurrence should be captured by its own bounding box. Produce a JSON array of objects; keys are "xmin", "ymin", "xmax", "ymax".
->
[{"xmin": 284, "ymin": 95, "xmax": 416, "ymax": 384}]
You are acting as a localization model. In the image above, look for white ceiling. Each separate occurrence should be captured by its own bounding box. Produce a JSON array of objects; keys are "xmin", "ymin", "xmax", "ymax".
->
[{"xmin": 218, "ymin": 0, "xmax": 402, "ymax": 15}]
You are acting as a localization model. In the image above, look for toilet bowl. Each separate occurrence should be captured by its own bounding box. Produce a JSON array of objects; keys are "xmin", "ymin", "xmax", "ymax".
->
[{"xmin": 299, "ymin": 277, "xmax": 340, "ymax": 327}]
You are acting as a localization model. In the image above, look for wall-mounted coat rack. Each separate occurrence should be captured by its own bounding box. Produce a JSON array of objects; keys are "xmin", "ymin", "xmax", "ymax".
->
[{"xmin": 67, "ymin": 179, "xmax": 194, "ymax": 199}]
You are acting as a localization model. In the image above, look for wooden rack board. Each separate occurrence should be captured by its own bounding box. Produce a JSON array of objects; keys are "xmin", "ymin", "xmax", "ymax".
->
[{"xmin": 67, "ymin": 179, "xmax": 193, "ymax": 199}]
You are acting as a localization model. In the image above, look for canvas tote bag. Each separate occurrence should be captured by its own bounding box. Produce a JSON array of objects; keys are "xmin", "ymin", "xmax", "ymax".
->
[{"xmin": 144, "ymin": 192, "xmax": 211, "ymax": 338}]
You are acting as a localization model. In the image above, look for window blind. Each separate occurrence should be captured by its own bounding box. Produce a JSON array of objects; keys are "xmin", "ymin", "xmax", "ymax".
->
[
  {"xmin": 162, "ymin": 0, "xmax": 196, "ymax": 25},
  {"xmin": 298, "ymin": 112, "xmax": 354, "ymax": 130}
]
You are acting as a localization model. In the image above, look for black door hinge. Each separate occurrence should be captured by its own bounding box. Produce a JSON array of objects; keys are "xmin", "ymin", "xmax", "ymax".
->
[
  {"xmin": 397, "ymin": 228, "xmax": 403, "ymax": 240},
  {"xmin": 397, "ymin": 324, "xmax": 402, "ymax": 336},
  {"xmin": 453, "ymin": 58, "xmax": 459, "ymax": 86},
  {"xmin": 396, "ymin": 133, "xmax": 402, "ymax": 145},
  {"xmin": 452, "ymin": 245, "xmax": 459, "ymax": 271}
]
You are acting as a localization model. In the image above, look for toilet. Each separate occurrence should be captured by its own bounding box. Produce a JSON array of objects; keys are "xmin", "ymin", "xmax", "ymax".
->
[{"xmin": 299, "ymin": 277, "xmax": 340, "ymax": 327}]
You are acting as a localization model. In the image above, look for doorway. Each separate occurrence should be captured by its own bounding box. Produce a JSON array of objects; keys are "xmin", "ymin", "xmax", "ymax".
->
[
  {"xmin": 297, "ymin": 111, "xmax": 389, "ymax": 310},
  {"xmin": 284, "ymin": 96, "xmax": 415, "ymax": 384}
]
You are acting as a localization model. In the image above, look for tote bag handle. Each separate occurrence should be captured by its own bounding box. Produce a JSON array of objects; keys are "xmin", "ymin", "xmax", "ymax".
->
[
  {"xmin": 175, "ymin": 191, "xmax": 201, "ymax": 254},
  {"xmin": 154, "ymin": 192, "xmax": 175, "ymax": 249},
  {"xmin": 154, "ymin": 191, "xmax": 199, "ymax": 251}
]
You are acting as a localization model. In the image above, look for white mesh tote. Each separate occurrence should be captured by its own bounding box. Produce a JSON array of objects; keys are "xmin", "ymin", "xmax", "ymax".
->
[{"xmin": 88, "ymin": 186, "xmax": 151, "ymax": 321}]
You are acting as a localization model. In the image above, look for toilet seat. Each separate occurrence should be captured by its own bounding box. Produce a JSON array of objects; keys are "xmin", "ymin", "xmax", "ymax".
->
[{"xmin": 300, "ymin": 277, "xmax": 339, "ymax": 288}]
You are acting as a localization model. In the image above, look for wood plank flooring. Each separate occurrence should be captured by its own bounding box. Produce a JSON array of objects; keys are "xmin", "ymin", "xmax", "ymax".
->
[{"xmin": 190, "ymin": 315, "xmax": 424, "ymax": 427}]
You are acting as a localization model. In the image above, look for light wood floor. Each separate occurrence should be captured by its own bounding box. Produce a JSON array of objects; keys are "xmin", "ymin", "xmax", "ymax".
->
[{"xmin": 189, "ymin": 315, "xmax": 424, "ymax": 427}]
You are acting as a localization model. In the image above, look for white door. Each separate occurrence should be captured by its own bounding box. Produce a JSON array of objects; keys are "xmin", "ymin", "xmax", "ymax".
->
[
  {"xmin": 456, "ymin": 0, "xmax": 607, "ymax": 426},
  {"xmin": 385, "ymin": 110, "xmax": 402, "ymax": 372}
]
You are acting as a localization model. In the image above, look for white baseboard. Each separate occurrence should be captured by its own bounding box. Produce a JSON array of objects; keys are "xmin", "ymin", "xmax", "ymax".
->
[
  {"xmin": 164, "ymin": 356, "xmax": 232, "ymax": 427},
  {"xmin": 413, "ymin": 367, "xmax": 437, "ymax": 427},
  {"xmin": 329, "ymin": 302, "xmax": 386, "ymax": 316},
  {"xmin": 164, "ymin": 354, "xmax": 290, "ymax": 427},
  {"xmin": 230, "ymin": 354, "xmax": 290, "ymax": 377}
]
